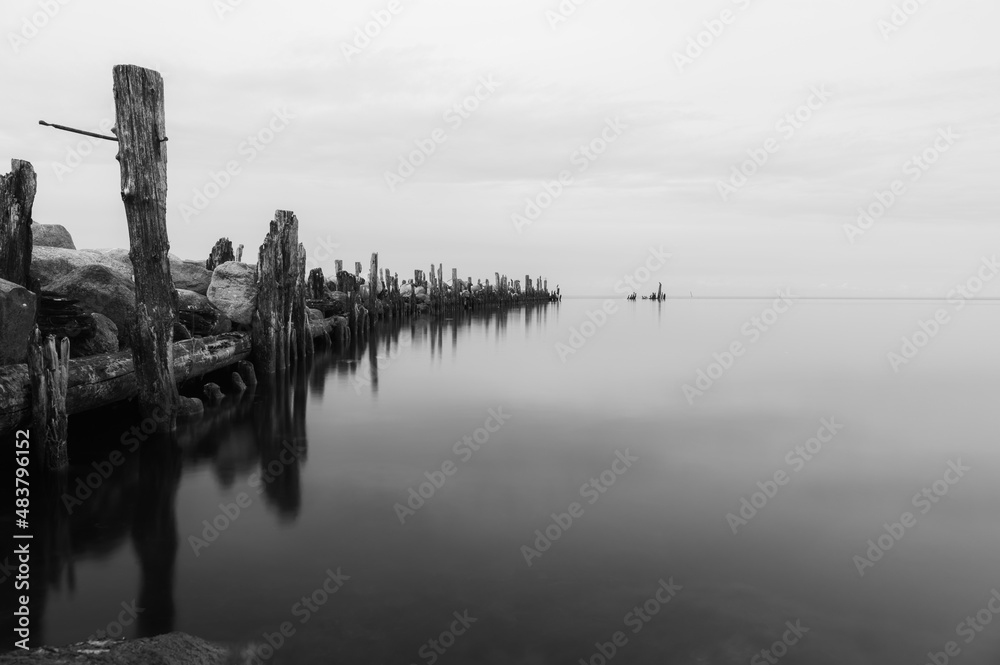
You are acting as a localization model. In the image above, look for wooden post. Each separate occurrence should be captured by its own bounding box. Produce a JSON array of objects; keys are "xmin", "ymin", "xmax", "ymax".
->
[
  {"xmin": 236, "ymin": 244, "xmax": 244, "ymax": 262},
  {"xmin": 27, "ymin": 328, "xmax": 69, "ymax": 470},
  {"xmin": 308, "ymin": 267, "xmax": 325, "ymax": 300},
  {"xmin": 206, "ymin": 237, "xmax": 234, "ymax": 271},
  {"xmin": 657, "ymin": 282, "xmax": 662, "ymax": 301},
  {"xmin": 335, "ymin": 259, "xmax": 343, "ymax": 275},
  {"xmin": 369, "ymin": 252, "xmax": 378, "ymax": 325},
  {"xmin": 355, "ymin": 261, "xmax": 362, "ymax": 279},
  {"xmin": 0, "ymin": 160, "xmax": 36, "ymax": 288},
  {"xmin": 113, "ymin": 64, "xmax": 179, "ymax": 430},
  {"xmin": 251, "ymin": 210, "xmax": 301, "ymax": 373},
  {"xmin": 296, "ymin": 243, "xmax": 313, "ymax": 358}
]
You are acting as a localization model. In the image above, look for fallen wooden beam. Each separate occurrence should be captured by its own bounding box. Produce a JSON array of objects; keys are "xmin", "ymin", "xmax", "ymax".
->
[{"xmin": 0, "ymin": 332, "xmax": 251, "ymax": 431}]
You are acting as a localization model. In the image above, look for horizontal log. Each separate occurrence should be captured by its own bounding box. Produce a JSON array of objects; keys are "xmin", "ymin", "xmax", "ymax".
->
[{"xmin": 0, "ymin": 332, "xmax": 251, "ymax": 431}]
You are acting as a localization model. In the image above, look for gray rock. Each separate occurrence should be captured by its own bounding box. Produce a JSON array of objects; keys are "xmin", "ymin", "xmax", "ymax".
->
[
  {"xmin": 0, "ymin": 280, "xmax": 36, "ymax": 365},
  {"xmin": 203, "ymin": 382, "xmax": 224, "ymax": 405},
  {"xmin": 307, "ymin": 307, "xmax": 323, "ymax": 322},
  {"xmin": 0, "ymin": 631, "xmax": 237, "ymax": 664},
  {"xmin": 207, "ymin": 262, "xmax": 257, "ymax": 326},
  {"xmin": 70, "ymin": 313, "xmax": 118, "ymax": 357},
  {"xmin": 177, "ymin": 289, "xmax": 210, "ymax": 311},
  {"xmin": 231, "ymin": 371, "xmax": 247, "ymax": 393},
  {"xmin": 31, "ymin": 223, "xmax": 76, "ymax": 249},
  {"xmin": 177, "ymin": 397, "xmax": 204, "ymax": 419},
  {"xmin": 172, "ymin": 258, "xmax": 212, "ymax": 295},
  {"xmin": 31, "ymin": 246, "xmax": 133, "ymax": 289},
  {"xmin": 48, "ymin": 264, "xmax": 135, "ymax": 335}
]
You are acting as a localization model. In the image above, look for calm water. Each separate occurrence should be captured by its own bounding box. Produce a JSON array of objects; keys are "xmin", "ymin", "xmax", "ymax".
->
[{"xmin": 15, "ymin": 299, "xmax": 1000, "ymax": 664}]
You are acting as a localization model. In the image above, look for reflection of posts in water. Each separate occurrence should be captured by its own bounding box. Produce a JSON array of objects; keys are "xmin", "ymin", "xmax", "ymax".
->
[
  {"xmin": 130, "ymin": 436, "xmax": 182, "ymax": 638},
  {"xmin": 253, "ymin": 367, "xmax": 307, "ymax": 521},
  {"xmin": 367, "ymin": 335, "xmax": 379, "ymax": 394}
]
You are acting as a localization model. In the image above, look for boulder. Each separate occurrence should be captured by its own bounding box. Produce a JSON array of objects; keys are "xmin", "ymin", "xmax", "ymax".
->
[
  {"xmin": 172, "ymin": 258, "xmax": 212, "ymax": 295},
  {"xmin": 31, "ymin": 246, "xmax": 133, "ymax": 289},
  {"xmin": 177, "ymin": 289, "xmax": 210, "ymax": 311},
  {"xmin": 203, "ymin": 382, "xmax": 224, "ymax": 405},
  {"xmin": 32, "ymin": 223, "xmax": 76, "ymax": 249},
  {"xmin": 0, "ymin": 279, "xmax": 36, "ymax": 365},
  {"xmin": 70, "ymin": 313, "xmax": 119, "ymax": 357},
  {"xmin": 307, "ymin": 308, "xmax": 324, "ymax": 322},
  {"xmin": 207, "ymin": 262, "xmax": 257, "ymax": 326},
  {"xmin": 48, "ymin": 265, "xmax": 135, "ymax": 336}
]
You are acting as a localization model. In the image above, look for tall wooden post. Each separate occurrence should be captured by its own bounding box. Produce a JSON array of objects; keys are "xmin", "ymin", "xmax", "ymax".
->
[
  {"xmin": 27, "ymin": 328, "xmax": 69, "ymax": 470},
  {"xmin": 296, "ymin": 243, "xmax": 313, "ymax": 358},
  {"xmin": 252, "ymin": 210, "xmax": 301, "ymax": 373},
  {"xmin": 0, "ymin": 160, "xmax": 36, "ymax": 288},
  {"xmin": 657, "ymin": 282, "xmax": 662, "ymax": 301},
  {"xmin": 113, "ymin": 64, "xmax": 179, "ymax": 430},
  {"xmin": 334, "ymin": 259, "xmax": 343, "ymax": 276}
]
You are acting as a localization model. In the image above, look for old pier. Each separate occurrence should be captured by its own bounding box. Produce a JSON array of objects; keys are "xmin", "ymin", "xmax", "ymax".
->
[{"xmin": 0, "ymin": 64, "xmax": 560, "ymax": 469}]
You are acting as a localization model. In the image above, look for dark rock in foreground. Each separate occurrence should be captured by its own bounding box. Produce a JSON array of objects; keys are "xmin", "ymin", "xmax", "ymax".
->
[{"xmin": 0, "ymin": 633, "xmax": 253, "ymax": 664}]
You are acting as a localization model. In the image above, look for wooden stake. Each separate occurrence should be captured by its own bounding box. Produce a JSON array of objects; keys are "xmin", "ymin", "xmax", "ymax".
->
[
  {"xmin": 113, "ymin": 64, "xmax": 179, "ymax": 430},
  {"xmin": 206, "ymin": 237, "xmax": 234, "ymax": 271},
  {"xmin": 26, "ymin": 328, "xmax": 69, "ymax": 470},
  {"xmin": 369, "ymin": 252, "xmax": 378, "ymax": 325}
]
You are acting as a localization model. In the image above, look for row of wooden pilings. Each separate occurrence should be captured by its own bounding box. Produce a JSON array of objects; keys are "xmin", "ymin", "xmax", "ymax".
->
[{"xmin": 0, "ymin": 63, "xmax": 560, "ymax": 472}]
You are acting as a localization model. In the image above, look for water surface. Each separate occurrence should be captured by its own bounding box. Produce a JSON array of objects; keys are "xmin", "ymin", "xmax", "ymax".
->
[{"xmin": 22, "ymin": 299, "xmax": 1000, "ymax": 664}]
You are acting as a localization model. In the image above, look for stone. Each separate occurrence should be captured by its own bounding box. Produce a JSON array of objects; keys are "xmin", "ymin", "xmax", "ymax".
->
[
  {"xmin": 0, "ymin": 631, "xmax": 237, "ymax": 664},
  {"xmin": 0, "ymin": 279, "xmax": 36, "ymax": 365},
  {"xmin": 31, "ymin": 223, "xmax": 75, "ymax": 249},
  {"xmin": 31, "ymin": 246, "xmax": 132, "ymax": 289},
  {"xmin": 203, "ymin": 382, "xmax": 224, "ymax": 405},
  {"xmin": 47, "ymin": 264, "xmax": 135, "ymax": 336},
  {"xmin": 207, "ymin": 262, "xmax": 257, "ymax": 326},
  {"xmin": 171, "ymin": 257, "xmax": 212, "ymax": 295},
  {"xmin": 70, "ymin": 313, "xmax": 119, "ymax": 358},
  {"xmin": 307, "ymin": 307, "xmax": 323, "ymax": 322},
  {"xmin": 177, "ymin": 396, "xmax": 204, "ymax": 419},
  {"xmin": 231, "ymin": 371, "xmax": 247, "ymax": 393}
]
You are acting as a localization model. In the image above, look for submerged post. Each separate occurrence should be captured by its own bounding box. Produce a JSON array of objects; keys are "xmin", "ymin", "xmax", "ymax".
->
[
  {"xmin": 113, "ymin": 64, "xmax": 179, "ymax": 430},
  {"xmin": 0, "ymin": 159, "xmax": 36, "ymax": 288}
]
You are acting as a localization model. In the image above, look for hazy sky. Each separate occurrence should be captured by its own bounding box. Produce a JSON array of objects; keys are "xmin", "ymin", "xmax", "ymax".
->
[{"xmin": 2, "ymin": 0, "xmax": 998, "ymax": 295}]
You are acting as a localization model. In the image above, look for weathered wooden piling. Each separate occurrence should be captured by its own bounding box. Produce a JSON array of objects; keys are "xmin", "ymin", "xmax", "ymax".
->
[
  {"xmin": 295, "ymin": 243, "xmax": 313, "ymax": 359},
  {"xmin": 113, "ymin": 64, "xmax": 179, "ymax": 431},
  {"xmin": 26, "ymin": 328, "xmax": 69, "ymax": 469},
  {"xmin": 369, "ymin": 252, "xmax": 379, "ymax": 326},
  {"xmin": 206, "ymin": 237, "xmax": 234, "ymax": 271},
  {"xmin": 0, "ymin": 159, "xmax": 36, "ymax": 288},
  {"xmin": 309, "ymin": 267, "xmax": 325, "ymax": 300},
  {"xmin": 252, "ymin": 210, "xmax": 305, "ymax": 373}
]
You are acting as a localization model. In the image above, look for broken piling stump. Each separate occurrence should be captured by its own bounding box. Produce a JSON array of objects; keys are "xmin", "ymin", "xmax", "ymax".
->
[
  {"xmin": 0, "ymin": 159, "xmax": 36, "ymax": 288},
  {"xmin": 26, "ymin": 328, "xmax": 69, "ymax": 470}
]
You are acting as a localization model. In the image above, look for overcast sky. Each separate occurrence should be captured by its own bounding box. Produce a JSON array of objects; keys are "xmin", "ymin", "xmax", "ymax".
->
[{"xmin": 2, "ymin": 0, "xmax": 998, "ymax": 296}]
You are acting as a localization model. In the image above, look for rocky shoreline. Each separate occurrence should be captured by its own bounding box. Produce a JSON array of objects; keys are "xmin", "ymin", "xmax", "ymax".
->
[{"xmin": 0, "ymin": 633, "xmax": 257, "ymax": 665}]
